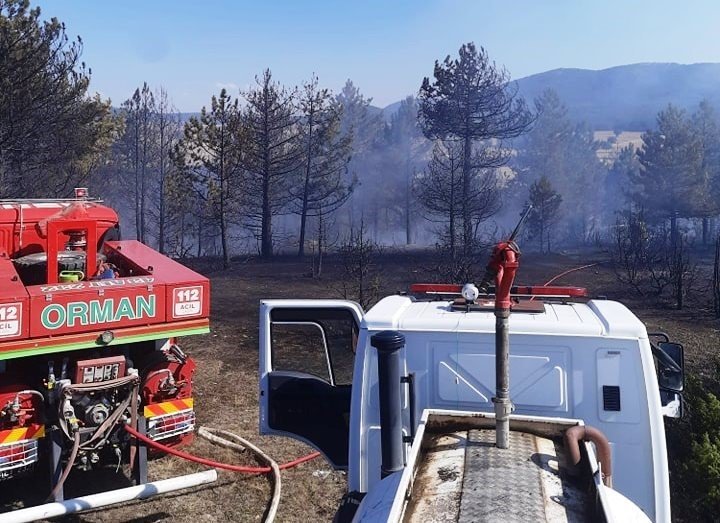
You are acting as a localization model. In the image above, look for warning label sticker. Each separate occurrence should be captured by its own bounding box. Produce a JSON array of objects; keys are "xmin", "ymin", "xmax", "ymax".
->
[
  {"xmin": 0, "ymin": 303, "xmax": 21, "ymax": 338},
  {"xmin": 173, "ymin": 286, "xmax": 203, "ymax": 318}
]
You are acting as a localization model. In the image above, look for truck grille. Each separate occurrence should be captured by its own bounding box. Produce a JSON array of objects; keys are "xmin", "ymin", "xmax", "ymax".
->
[
  {"xmin": 147, "ymin": 409, "xmax": 196, "ymax": 441},
  {"xmin": 0, "ymin": 439, "xmax": 39, "ymax": 478}
]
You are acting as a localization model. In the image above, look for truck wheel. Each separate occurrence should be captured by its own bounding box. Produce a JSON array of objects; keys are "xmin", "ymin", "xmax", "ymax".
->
[
  {"xmin": 333, "ymin": 491, "xmax": 365, "ymax": 523},
  {"xmin": 13, "ymin": 252, "xmax": 106, "ymax": 285}
]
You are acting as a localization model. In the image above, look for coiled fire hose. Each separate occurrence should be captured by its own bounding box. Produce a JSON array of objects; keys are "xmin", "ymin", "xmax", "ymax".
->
[{"xmin": 124, "ymin": 424, "xmax": 321, "ymax": 522}]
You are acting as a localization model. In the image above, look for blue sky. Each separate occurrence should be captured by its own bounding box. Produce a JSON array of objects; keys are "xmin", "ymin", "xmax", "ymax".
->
[{"xmin": 40, "ymin": 0, "xmax": 720, "ymax": 112}]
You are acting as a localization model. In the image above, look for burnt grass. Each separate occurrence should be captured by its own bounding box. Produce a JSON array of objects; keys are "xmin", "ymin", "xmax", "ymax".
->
[{"xmin": 8, "ymin": 247, "xmax": 720, "ymax": 522}]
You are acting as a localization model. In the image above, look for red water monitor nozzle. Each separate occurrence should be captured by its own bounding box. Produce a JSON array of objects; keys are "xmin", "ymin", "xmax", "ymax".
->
[{"xmin": 478, "ymin": 205, "xmax": 531, "ymax": 311}]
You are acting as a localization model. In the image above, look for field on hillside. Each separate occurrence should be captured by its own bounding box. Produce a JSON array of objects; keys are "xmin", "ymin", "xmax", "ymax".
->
[{"xmin": 2, "ymin": 248, "xmax": 718, "ymax": 522}]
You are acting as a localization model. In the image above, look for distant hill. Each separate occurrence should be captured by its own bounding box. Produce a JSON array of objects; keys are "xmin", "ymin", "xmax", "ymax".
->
[
  {"xmin": 516, "ymin": 63, "xmax": 720, "ymax": 131},
  {"xmin": 382, "ymin": 63, "xmax": 720, "ymax": 131}
]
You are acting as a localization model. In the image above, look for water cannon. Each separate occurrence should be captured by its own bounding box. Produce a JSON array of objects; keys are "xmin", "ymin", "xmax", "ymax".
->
[{"xmin": 479, "ymin": 205, "xmax": 532, "ymax": 450}]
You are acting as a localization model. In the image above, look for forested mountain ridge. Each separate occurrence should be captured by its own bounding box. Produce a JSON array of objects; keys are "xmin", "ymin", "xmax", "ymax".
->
[{"xmin": 382, "ymin": 63, "xmax": 720, "ymax": 131}]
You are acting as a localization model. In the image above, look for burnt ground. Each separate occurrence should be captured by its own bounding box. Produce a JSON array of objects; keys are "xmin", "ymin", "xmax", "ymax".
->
[{"xmin": 3, "ymin": 248, "xmax": 719, "ymax": 522}]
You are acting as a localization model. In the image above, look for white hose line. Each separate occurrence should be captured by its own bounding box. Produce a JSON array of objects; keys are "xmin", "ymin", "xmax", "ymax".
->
[
  {"xmin": 0, "ymin": 470, "xmax": 218, "ymax": 523},
  {"xmin": 198, "ymin": 427, "xmax": 281, "ymax": 523}
]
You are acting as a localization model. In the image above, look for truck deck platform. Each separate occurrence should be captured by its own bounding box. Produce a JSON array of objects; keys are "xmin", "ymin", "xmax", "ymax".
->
[{"xmin": 404, "ymin": 429, "xmax": 588, "ymax": 522}]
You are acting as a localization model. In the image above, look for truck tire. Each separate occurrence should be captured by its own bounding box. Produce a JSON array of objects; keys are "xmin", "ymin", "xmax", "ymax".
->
[
  {"xmin": 333, "ymin": 491, "xmax": 365, "ymax": 523},
  {"xmin": 13, "ymin": 252, "xmax": 106, "ymax": 285}
]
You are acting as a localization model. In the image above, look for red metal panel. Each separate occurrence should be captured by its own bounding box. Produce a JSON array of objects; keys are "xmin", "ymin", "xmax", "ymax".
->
[
  {"xmin": 0, "ymin": 201, "xmax": 118, "ymax": 258},
  {"xmin": 104, "ymin": 241, "xmax": 210, "ymax": 322},
  {"xmin": 27, "ymin": 277, "xmax": 167, "ymax": 338},
  {"xmin": 103, "ymin": 241, "xmax": 208, "ymax": 283},
  {"xmin": 0, "ymin": 318, "xmax": 209, "ymax": 358},
  {"xmin": 0, "ymin": 258, "xmax": 29, "ymax": 341}
]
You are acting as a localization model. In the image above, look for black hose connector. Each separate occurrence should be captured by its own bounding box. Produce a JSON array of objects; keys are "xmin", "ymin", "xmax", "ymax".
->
[{"xmin": 371, "ymin": 330, "xmax": 406, "ymax": 478}]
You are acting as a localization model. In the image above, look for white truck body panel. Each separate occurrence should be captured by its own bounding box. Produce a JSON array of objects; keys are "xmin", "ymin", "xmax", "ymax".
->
[{"xmin": 259, "ymin": 296, "xmax": 673, "ymax": 522}]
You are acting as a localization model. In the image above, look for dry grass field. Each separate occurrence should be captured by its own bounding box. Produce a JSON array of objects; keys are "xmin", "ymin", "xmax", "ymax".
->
[{"xmin": 2, "ymin": 248, "xmax": 718, "ymax": 522}]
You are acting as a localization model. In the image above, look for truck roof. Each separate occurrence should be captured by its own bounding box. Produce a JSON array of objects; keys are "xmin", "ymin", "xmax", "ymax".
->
[{"xmin": 363, "ymin": 295, "xmax": 647, "ymax": 339}]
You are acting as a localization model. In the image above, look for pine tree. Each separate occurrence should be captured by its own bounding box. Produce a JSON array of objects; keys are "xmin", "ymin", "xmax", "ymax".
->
[
  {"xmin": 119, "ymin": 84, "xmax": 156, "ymax": 242},
  {"xmin": 336, "ymin": 80, "xmax": 383, "ymax": 236},
  {"xmin": 415, "ymin": 140, "xmax": 500, "ymax": 258},
  {"xmin": 244, "ymin": 69, "xmax": 302, "ymax": 258},
  {"xmin": 153, "ymin": 88, "xmax": 183, "ymax": 254},
  {"xmin": 516, "ymin": 90, "xmax": 572, "ymax": 185},
  {"xmin": 515, "ymin": 89, "xmax": 605, "ymax": 243},
  {"xmin": 633, "ymin": 105, "xmax": 701, "ymax": 245},
  {"xmin": 419, "ymin": 42, "xmax": 533, "ymax": 253},
  {"xmin": 293, "ymin": 75, "xmax": 353, "ymax": 256},
  {"xmin": 383, "ymin": 96, "xmax": 429, "ymax": 244},
  {"xmin": 0, "ymin": 0, "xmax": 115, "ymax": 197},
  {"xmin": 690, "ymin": 100, "xmax": 720, "ymax": 244},
  {"xmin": 526, "ymin": 176, "xmax": 562, "ymax": 253},
  {"xmin": 174, "ymin": 89, "xmax": 245, "ymax": 268}
]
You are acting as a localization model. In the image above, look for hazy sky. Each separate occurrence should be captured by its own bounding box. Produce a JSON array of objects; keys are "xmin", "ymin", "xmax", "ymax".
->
[{"xmin": 40, "ymin": 0, "xmax": 720, "ymax": 112}]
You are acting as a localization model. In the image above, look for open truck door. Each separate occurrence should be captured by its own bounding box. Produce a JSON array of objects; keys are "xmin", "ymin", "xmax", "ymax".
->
[{"xmin": 259, "ymin": 300, "xmax": 363, "ymax": 469}]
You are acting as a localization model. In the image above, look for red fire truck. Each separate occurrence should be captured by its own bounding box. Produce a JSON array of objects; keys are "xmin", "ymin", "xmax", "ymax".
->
[{"xmin": 0, "ymin": 190, "xmax": 210, "ymax": 508}]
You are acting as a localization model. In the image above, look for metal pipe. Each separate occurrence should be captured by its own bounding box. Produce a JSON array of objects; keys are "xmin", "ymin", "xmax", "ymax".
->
[
  {"xmin": 371, "ymin": 330, "xmax": 406, "ymax": 478},
  {"xmin": 564, "ymin": 425, "xmax": 613, "ymax": 487},
  {"xmin": 1, "ymin": 470, "xmax": 218, "ymax": 523},
  {"xmin": 493, "ymin": 310, "xmax": 512, "ymax": 449}
]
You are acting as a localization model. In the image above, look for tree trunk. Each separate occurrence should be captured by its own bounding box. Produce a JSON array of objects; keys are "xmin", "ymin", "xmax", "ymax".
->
[
  {"xmin": 317, "ymin": 214, "xmax": 324, "ymax": 277},
  {"xmin": 158, "ymin": 118, "xmax": 166, "ymax": 254},
  {"xmin": 298, "ymin": 112, "xmax": 314, "ymax": 257},
  {"xmin": 134, "ymin": 122, "xmax": 141, "ymax": 241},
  {"xmin": 462, "ymin": 135, "xmax": 472, "ymax": 255},
  {"xmin": 261, "ymin": 164, "xmax": 272, "ymax": 258},
  {"xmin": 220, "ymin": 207, "xmax": 229, "ymax": 269},
  {"xmin": 449, "ymin": 162, "xmax": 456, "ymax": 260},
  {"xmin": 196, "ymin": 215, "xmax": 203, "ymax": 258},
  {"xmin": 670, "ymin": 213, "xmax": 678, "ymax": 249},
  {"xmin": 714, "ymin": 235, "xmax": 720, "ymax": 318},
  {"xmin": 405, "ymin": 164, "xmax": 412, "ymax": 245},
  {"xmin": 140, "ymin": 109, "xmax": 148, "ymax": 244}
]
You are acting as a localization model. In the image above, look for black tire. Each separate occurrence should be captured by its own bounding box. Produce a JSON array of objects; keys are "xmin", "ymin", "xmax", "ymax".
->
[
  {"xmin": 333, "ymin": 491, "xmax": 365, "ymax": 523},
  {"xmin": 13, "ymin": 252, "xmax": 106, "ymax": 285}
]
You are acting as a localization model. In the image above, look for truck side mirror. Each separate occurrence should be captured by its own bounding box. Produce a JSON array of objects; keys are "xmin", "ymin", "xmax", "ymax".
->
[{"xmin": 655, "ymin": 341, "xmax": 684, "ymax": 392}]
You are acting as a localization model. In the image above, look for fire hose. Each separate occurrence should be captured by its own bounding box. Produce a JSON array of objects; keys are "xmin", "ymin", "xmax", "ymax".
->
[
  {"xmin": 124, "ymin": 424, "xmax": 321, "ymax": 522},
  {"xmin": 49, "ymin": 375, "xmax": 140, "ymax": 502},
  {"xmin": 44, "ymin": 371, "xmax": 319, "ymax": 521}
]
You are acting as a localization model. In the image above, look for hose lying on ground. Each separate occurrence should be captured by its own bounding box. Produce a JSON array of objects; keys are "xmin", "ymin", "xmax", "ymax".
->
[
  {"xmin": 124, "ymin": 424, "xmax": 322, "ymax": 522},
  {"xmin": 124, "ymin": 424, "xmax": 320, "ymax": 473},
  {"xmin": 198, "ymin": 427, "xmax": 281, "ymax": 523}
]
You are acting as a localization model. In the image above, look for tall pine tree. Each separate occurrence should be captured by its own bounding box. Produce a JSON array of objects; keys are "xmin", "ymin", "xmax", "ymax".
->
[
  {"xmin": 244, "ymin": 70, "xmax": 302, "ymax": 258},
  {"xmin": 633, "ymin": 105, "xmax": 701, "ymax": 245},
  {"xmin": 293, "ymin": 75, "xmax": 353, "ymax": 256},
  {"xmin": 419, "ymin": 42, "xmax": 533, "ymax": 253},
  {"xmin": 174, "ymin": 89, "xmax": 245, "ymax": 268},
  {"xmin": 525, "ymin": 176, "xmax": 562, "ymax": 253}
]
